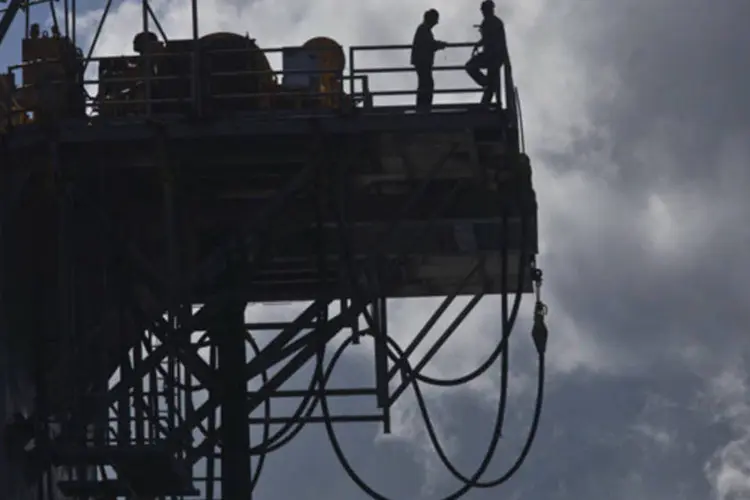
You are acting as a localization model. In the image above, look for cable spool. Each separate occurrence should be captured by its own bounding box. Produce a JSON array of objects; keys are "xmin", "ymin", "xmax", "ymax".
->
[
  {"xmin": 303, "ymin": 37, "xmax": 345, "ymax": 73},
  {"xmin": 199, "ymin": 32, "xmax": 277, "ymax": 111},
  {"xmin": 302, "ymin": 37, "xmax": 346, "ymax": 108}
]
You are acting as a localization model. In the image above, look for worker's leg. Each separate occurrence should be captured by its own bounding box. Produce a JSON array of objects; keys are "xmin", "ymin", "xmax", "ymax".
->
[
  {"xmin": 465, "ymin": 52, "xmax": 494, "ymax": 88},
  {"xmin": 482, "ymin": 64, "xmax": 501, "ymax": 105},
  {"xmin": 415, "ymin": 66, "xmax": 434, "ymax": 112},
  {"xmin": 424, "ymin": 71, "xmax": 434, "ymax": 110}
]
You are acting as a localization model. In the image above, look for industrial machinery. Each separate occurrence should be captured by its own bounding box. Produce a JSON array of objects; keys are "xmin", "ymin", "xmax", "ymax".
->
[
  {"xmin": 0, "ymin": 2, "xmax": 546, "ymax": 499},
  {"xmin": 96, "ymin": 31, "xmax": 349, "ymax": 117},
  {"xmin": 1, "ymin": 27, "xmax": 349, "ymax": 124},
  {"xmin": 0, "ymin": 72, "xmax": 28, "ymax": 129},
  {"xmin": 0, "ymin": 23, "xmax": 85, "ymax": 128}
]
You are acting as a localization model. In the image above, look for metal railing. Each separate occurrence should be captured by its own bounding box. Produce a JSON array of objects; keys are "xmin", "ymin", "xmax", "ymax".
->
[
  {"xmin": 349, "ymin": 42, "xmax": 515, "ymax": 110},
  {"xmin": 1, "ymin": 40, "xmax": 520, "ymax": 131},
  {"xmin": 347, "ymin": 41, "xmax": 520, "ymax": 149},
  {"xmin": 3, "ymin": 45, "xmax": 363, "ymax": 123}
]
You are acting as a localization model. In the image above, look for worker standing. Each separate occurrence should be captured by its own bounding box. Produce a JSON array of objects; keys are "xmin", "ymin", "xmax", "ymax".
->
[
  {"xmin": 410, "ymin": 9, "xmax": 448, "ymax": 112},
  {"xmin": 465, "ymin": 0, "xmax": 509, "ymax": 106}
]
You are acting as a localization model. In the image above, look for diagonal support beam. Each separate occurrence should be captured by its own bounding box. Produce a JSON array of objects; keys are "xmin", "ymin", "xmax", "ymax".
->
[
  {"xmin": 0, "ymin": 0, "xmax": 22, "ymax": 48},
  {"xmin": 182, "ymin": 140, "xmax": 469, "ymax": 458},
  {"xmin": 56, "ymin": 212, "xmax": 310, "ymax": 445},
  {"xmin": 50, "ymin": 164, "xmax": 320, "ymax": 454},
  {"xmin": 385, "ymin": 260, "xmax": 482, "ymax": 383},
  {"xmin": 185, "ymin": 302, "xmax": 363, "ymax": 463},
  {"xmin": 388, "ymin": 292, "xmax": 484, "ymax": 405},
  {"xmin": 163, "ymin": 299, "xmax": 334, "ymax": 450},
  {"xmin": 125, "ymin": 290, "xmax": 217, "ymax": 388}
]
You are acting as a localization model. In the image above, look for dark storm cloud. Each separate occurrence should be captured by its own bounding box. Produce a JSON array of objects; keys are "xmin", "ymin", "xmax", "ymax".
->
[
  {"xmin": 532, "ymin": 0, "xmax": 750, "ymax": 371},
  {"xmin": 587, "ymin": 1, "xmax": 749, "ymax": 186},
  {"xmin": 507, "ymin": 2, "xmax": 750, "ymax": 495}
]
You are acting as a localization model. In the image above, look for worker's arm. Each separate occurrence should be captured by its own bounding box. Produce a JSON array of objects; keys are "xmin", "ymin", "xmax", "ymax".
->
[
  {"xmin": 421, "ymin": 28, "xmax": 446, "ymax": 52},
  {"xmin": 473, "ymin": 21, "xmax": 486, "ymax": 53}
]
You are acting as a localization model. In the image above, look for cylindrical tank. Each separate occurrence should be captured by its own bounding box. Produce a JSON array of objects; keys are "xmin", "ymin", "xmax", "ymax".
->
[
  {"xmin": 199, "ymin": 32, "xmax": 277, "ymax": 111},
  {"xmin": 302, "ymin": 37, "xmax": 346, "ymax": 108},
  {"xmin": 303, "ymin": 37, "xmax": 345, "ymax": 73}
]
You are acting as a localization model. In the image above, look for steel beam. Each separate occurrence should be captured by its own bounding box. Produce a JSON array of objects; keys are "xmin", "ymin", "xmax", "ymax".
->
[
  {"xmin": 0, "ymin": 0, "xmax": 22, "ymax": 48},
  {"xmin": 215, "ymin": 304, "xmax": 252, "ymax": 499}
]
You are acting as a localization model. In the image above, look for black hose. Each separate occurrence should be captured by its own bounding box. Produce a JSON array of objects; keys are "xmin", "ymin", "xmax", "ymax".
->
[
  {"xmin": 313, "ymin": 330, "xmax": 545, "ymax": 499},
  {"xmin": 245, "ymin": 217, "xmax": 543, "ymax": 497}
]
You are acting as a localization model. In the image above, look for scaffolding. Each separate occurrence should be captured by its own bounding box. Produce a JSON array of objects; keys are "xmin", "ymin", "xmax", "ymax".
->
[{"xmin": 0, "ymin": 1, "xmax": 545, "ymax": 499}]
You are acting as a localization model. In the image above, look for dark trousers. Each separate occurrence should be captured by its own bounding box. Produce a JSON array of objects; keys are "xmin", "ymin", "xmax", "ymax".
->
[
  {"xmin": 465, "ymin": 52, "xmax": 502, "ymax": 105},
  {"xmin": 415, "ymin": 65, "xmax": 434, "ymax": 111}
]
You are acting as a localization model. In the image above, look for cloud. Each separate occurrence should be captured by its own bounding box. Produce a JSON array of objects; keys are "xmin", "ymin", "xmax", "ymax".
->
[{"xmin": 702, "ymin": 361, "xmax": 750, "ymax": 500}]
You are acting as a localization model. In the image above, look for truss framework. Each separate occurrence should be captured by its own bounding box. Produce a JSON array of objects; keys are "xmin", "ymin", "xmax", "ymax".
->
[{"xmin": 0, "ymin": 120, "xmax": 536, "ymax": 499}]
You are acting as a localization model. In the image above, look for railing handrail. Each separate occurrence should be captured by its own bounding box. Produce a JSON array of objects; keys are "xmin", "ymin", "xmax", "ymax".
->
[
  {"xmin": 351, "ymin": 64, "xmax": 466, "ymax": 75},
  {"xmin": 350, "ymin": 42, "xmax": 475, "ymax": 51},
  {"xmin": 2, "ymin": 39, "xmax": 521, "ymax": 145},
  {"xmin": 348, "ymin": 42, "xmax": 520, "ymax": 151},
  {"xmin": 514, "ymin": 85, "xmax": 526, "ymax": 154}
]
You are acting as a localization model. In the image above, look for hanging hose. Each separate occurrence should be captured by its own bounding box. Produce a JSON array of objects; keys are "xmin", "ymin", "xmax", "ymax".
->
[
  {"xmin": 218, "ymin": 214, "xmax": 546, "ymax": 498},
  {"xmin": 312, "ymin": 303, "xmax": 546, "ymax": 499},
  {"xmin": 310, "ymin": 212, "xmax": 546, "ymax": 498}
]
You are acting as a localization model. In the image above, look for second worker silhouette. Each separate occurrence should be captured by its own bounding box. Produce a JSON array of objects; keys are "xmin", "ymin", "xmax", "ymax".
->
[{"xmin": 466, "ymin": 0, "xmax": 509, "ymax": 106}]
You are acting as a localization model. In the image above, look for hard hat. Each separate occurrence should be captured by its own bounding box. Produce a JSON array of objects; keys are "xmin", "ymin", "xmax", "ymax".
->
[
  {"xmin": 133, "ymin": 31, "xmax": 158, "ymax": 53},
  {"xmin": 481, "ymin": 0, "xmax": 495, "ymax": 9}
]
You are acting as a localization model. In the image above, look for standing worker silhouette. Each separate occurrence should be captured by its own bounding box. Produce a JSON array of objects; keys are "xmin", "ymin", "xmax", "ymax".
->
[
  {"xmin": 410, "ymin": 9, "xmax": 448, "ymax": 112},
  {"xmin": 465, "ymin": 0, "xmax": 509, "ymax": 106}
]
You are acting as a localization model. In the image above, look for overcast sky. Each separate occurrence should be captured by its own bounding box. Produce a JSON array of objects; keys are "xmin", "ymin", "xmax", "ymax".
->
[{"xmin": 1, "ymin": 0, "xmax": 750, "ymax": 499}]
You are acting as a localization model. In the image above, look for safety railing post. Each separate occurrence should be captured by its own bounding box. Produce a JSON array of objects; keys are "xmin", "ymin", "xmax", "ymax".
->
[
  {"xmin": 348, "ymin": 46, "xmax": 355, "ymax": 97},
  {"xmin": 503, "ymin": 63, "xmax": 519, "ymax": 151},
  {"xmin": 192, "ymin": 45, "xmax": 201, "ymax": 116},
  {"xmin": 362, "ymin": 75, "xmax": 372, "ymax": 109}
]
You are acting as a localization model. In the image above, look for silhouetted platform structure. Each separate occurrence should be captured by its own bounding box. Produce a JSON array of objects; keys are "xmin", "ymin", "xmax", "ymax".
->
[
  {"xmin": 3, "ymin": 105, "xmax": 535, "ymax": 301},
  {"xmin": 0, "ymin": 34, "xmax": 538, "ymax": 498}
]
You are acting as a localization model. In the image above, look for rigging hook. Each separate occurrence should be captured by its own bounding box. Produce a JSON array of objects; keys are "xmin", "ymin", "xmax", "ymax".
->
[{"xmin": 531, "ymin": 266, "xmax": 548, "ymax": 355}]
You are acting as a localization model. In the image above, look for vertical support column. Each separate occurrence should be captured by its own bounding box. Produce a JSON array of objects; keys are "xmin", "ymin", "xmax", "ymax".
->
[
  {"xmin": 43, "ymin": 139, "xmax": 66, "ymax": 498},
  {"xmin": 191, "ymin": 0, "xmax": 199, "ymax": 41},
  {"xmin": 71, "ymin": 0, "xmax": 76, "ymax": 44},
  {"xmin": 141, "ymin": 0, "xmax": 152, "ymax": 116},
  {"xmin": 374, "ymin": 293, "xmax": 390, "ymax": 433},
  {"xmin": 216, "ymin": 305, "xmax": 252, "ymax": 499},
  {"xmin": 190, "ymin": 0, "xmax": 202, "ymax": 117},
  {"xmin": 160, "ymin": 131, "xmax": 181, "ymax": 443},
  {"xmin": 117, "ymin": 348, "xmax": 132, "ymax": 449},
  {"xmin": 133, "ymin": 340, "xmax": 146, "ymax": 449}
]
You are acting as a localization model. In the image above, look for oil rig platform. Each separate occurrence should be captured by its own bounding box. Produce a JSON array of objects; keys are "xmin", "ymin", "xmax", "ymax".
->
[{"xmin": 0, "ymin": 1, "xmax": 546, "ymax": 498}]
